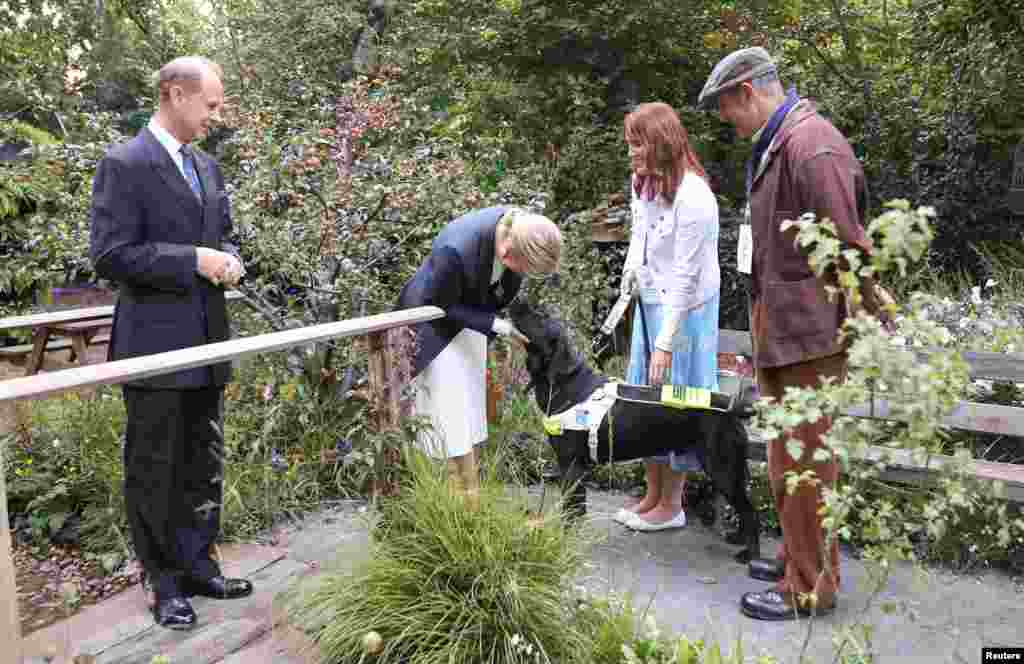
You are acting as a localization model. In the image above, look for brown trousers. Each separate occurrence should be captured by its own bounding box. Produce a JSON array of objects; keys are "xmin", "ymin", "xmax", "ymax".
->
[{"xmin": 758, "ymin": 353, "xmax": 846, "ymax": 606}]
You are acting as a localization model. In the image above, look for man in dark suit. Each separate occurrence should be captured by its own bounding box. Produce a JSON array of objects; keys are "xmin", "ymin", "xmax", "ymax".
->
[{"xmin": 90, "ymin": 56, "xmax": 252, "ymax": 630}]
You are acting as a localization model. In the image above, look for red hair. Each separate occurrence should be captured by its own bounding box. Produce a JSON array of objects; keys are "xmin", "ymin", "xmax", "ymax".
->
[{"xmin": 624, "ymin": 102, "xmax": 706, "ymax": 200}]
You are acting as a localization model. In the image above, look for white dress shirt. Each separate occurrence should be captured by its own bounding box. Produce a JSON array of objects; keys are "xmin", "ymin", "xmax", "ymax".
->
[
  {"xmin": 148, "ymin": 118, "xmax": 190, "ymax": 182},
  {"xmin": 624, "ymin": 171, "xmax": 721, "ymax": 350}
]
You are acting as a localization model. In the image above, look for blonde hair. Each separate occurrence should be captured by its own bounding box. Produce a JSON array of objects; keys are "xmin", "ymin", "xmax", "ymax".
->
[
  {"xmin": 153, "ymin": 56, "xmax": 224, "ymax": 102},
  {"xmin": 500, "ymin": 209, "xmax": 562, "ymax": 276}
]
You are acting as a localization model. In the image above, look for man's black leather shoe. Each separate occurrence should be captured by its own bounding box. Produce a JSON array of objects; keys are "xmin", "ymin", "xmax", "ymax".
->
[
  {"xmin": 740, "ymin": 589, "xmax": 834, "ymax": 621},
  {"xmin": 748, "ymin": 557, "xmax": 785, "ymax": 582},
  {"xmin": 153, "ymin": 596, "xmax": 197, "ymax": 630},
  {"xmin": 185, "ymin": 575, "xmax": 254, "ymax": 599}
]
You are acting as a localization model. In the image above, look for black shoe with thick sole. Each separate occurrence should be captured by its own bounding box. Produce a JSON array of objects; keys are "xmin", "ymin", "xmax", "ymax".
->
[
  {"xmin": 184, "ymin": 575, "xmax": 254, "ymax": 600},
  {"xmin": 153, "ymin": 595, "xmax": 197, "ymax": 630},
  {"xmin": 748, "ymin": 557, "xmax": 785, "ymax": 582},
  {"xmin": 740, "ymin": 589, "xmax": 834, "ymax": 621}
]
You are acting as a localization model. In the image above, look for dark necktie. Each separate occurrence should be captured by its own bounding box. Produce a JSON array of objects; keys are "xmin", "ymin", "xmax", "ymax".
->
[{"xmin": 180, "ymin": 145, "xmax": 203, "ymax": 201}]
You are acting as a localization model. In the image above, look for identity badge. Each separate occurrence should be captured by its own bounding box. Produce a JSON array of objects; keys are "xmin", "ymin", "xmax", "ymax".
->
[{"xmin": 737, "ymin": 221, "xmax": 753, "ymax": 275}]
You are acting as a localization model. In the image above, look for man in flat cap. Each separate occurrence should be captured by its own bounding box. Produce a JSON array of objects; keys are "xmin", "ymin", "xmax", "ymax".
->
[{"xmin": 699, "ymin": 48, "xmax": 884, "ymax": 620}]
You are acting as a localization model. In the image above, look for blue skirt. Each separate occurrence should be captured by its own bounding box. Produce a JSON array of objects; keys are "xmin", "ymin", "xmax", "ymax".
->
[{"xmin": 626, "ymin": 291, "xmax": 720, "ymax": 472}]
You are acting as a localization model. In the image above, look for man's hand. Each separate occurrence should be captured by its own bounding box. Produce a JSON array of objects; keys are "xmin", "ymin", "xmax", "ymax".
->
[
  {"xmin": 860, "ymin": 278, "xmax": 897, "ymax": 334},
  {"xmin": 648, "ymin": 349, "xmax": 672, "ymax": 386},
  {"xmin": 492, "ymin": 318, "xmax": 529, "ymax": 344},
  {"xmin": 219, "ymin": 255, "xmax": 245, "ymax": 288},
  {"xmin": 196, "ymin": 248, "xmax": 242, "ymax": 287}
]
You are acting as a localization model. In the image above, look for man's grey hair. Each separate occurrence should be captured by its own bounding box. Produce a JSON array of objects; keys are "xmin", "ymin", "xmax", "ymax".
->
[
  {"xmin": 751, "ymin": 71, "xmax": 784, "ymax": 95},
  {"xmin": 153, "ymin": 56, "xmax": 223, "ymax": 100}
]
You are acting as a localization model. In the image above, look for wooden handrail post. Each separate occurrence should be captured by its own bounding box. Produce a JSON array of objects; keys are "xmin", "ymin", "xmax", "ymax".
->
[
  {"xmin": 0, "ymin": 442, "xmax": 22, "ymax": 664},
  {"xmin": 367, "ymin": 330, "xmax": 399, "ymax": 432},
  {"xmin": 367, "ymin": 326, "xmax": 418, "ymax": 435}
]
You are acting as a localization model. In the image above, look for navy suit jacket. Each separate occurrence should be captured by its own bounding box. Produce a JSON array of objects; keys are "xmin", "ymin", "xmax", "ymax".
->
[
  {"xmin": 89, "ymin": 128, "xmax": 239, "ymax": 390},
  {"xmin": 397, "ymin": 207, "xmax": 523, "ymax": 377}
]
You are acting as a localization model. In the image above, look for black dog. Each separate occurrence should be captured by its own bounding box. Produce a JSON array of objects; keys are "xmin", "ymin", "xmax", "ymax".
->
[{"xmin": 510, "ymin": 301, "xmax": 761, "ymax": 563}]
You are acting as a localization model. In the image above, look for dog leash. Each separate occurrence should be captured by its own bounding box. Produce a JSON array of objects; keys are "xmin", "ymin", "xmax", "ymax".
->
[
  {"xmin": 637, "ymin": 220, "xmax": 654, "ymax": 378},
  {"xmin": 636, "ymin": 290, "xmax": 654, "ymax": 385}
]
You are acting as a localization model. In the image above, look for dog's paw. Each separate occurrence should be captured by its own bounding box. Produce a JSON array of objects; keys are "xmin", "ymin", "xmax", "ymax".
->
[
  {"xmin": 723, "ymin": 529, "xmax": 745, "ymax": 546},
  {"xmin": 699, "ymin": 508, "xmax": 716, "ymax": 527}
]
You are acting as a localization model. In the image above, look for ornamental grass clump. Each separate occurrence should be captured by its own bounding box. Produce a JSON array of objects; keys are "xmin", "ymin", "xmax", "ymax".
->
[{"xmin": 286, "ymin": 450, "xmax": 592, "ymax": 663}]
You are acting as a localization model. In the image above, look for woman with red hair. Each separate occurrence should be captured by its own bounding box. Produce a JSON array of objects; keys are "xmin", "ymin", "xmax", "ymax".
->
[{"xmin": 615, "ymin": 102, "xmax": 721, "ymax": 531}]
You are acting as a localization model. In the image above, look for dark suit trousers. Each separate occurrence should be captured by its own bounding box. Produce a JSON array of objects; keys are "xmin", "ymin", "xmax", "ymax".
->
[
  {"xmin": 123, "ymin": 386, "xmax": 224, "ymax": 597},
  {"xmin": 758, "ymin": 353, "xmax": 846, "ymax": 607}
]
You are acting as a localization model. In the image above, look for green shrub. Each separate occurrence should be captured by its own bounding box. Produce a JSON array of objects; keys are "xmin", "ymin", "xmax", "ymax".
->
[
  {"xmin": 550, "ymin": 123, "xmax": 627, "ymax": 215},
  {"xmin": 478, "ymin": 386, "xmax": 553, "ymax": 486},
  {"xmin": 4, "ymin": 388, "xmax": 128, "ymax": 553},
  {"xmin": 572, "ymin": 592, "xmax": 780, "ymax": 664},
  {"xmin": 572, "ymin": 595, "xmax": 642, "ymax": 664},
  {"xmin": 217, "ymin": 351, "xmax": 375, "ymax": 539},
  {"xmin": 2, "ymin": 351, "xmax": 376, "ymax": 554},
  {"xmin": 0, "ymin": 119, "xmax": 58, "ymax": 146},
  {"xmin": 286, "ymin": 449, "xmax": 592, "ymax": 663}
]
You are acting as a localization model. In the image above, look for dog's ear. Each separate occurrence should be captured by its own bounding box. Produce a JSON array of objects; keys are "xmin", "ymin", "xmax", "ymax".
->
[
  {"xmin": 546, "ymin": 332, "xmax": 583, "ymax": 380},
  {"xmin": 508, "ymin": 299, "xmax": 529, "ymax": 321},
  {"xmin": 524, "ymin": 345, "xmax": 544, "ymax": 376},
  {"xmin": 508, "ymin": 300, "xmax": 539, "ymax": 336}
]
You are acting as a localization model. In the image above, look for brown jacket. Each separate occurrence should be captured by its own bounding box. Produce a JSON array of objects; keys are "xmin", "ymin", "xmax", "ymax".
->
[{"xmin": 748, "ymin": 100, "xmax": 872, "ymax": 369}]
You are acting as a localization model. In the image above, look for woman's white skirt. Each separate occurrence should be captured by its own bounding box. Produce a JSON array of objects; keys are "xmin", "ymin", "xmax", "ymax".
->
[{"xmin": 411, "ymin": 327, "xmax": 488, "ymax": 459}]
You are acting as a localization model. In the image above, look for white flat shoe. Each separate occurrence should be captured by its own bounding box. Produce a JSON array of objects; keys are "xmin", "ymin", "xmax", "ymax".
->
[
  {"xmin": 626, "ymin": 510, "xmax": 687, "ymax": 532},
  {"xmin": 613, "ymin": 508, "xmax": 637, "ymax": 525}
]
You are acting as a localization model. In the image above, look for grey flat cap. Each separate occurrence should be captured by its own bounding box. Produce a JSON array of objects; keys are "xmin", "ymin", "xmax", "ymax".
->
[{"xmin": 697, "ymin": 47, "xmax": 777, "ymax": 109}]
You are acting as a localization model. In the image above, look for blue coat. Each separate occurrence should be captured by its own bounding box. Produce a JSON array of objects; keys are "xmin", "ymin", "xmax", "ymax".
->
[
  {"xmin": 89, "ymin": 128, "xmax": 239, "ymax": 389},
  {"xmin": 397, "ymin": 207, "xmax": 523, "ymax": 377}
]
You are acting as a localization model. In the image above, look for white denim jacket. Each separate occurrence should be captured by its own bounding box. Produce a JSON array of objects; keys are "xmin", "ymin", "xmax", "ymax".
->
[{"xmin": 623, "ymin": 171, "xmax": 720, "ymax": 350}]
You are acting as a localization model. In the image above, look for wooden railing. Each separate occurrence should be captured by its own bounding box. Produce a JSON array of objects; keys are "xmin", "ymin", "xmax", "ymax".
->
[{"xmin": 0, "ymin": 304, "xmax": 443, "ymax": 664}]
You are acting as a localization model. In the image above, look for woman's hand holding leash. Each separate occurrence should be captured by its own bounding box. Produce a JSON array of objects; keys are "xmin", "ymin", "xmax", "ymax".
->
[
  {"xmin": 648, "ymin": 348, "xmax": 672, "ymax": 386},
  {"xmin": 493, "ymin": 318, "xmax": 529, "ymax": 344}
]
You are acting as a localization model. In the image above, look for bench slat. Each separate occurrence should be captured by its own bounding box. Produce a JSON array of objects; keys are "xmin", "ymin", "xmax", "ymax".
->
[
  {"xmin": 48, "ymin": 318, "xmax": 113, "ymax": 333},
  {"xmin": 745, "ymin": 430, "xmax": 1024, "ymax": 503},
  {"xmin": 846, "ymin": 398, "xmax": 1024, "ymax": 437},
  {"xmin": 0, "ymin": 333, "xmax": 111, "ymax": 357},
  {"xmin": 0, "ymin": 339, "xmax": 75, "ymax": 356},
  {"xmin": 0, "ymin": 290, "xmax": 243, "ymax": 332},
  {"xmin": 720, "ymin": 329, "xmax": 1024, "ymax": 384}
]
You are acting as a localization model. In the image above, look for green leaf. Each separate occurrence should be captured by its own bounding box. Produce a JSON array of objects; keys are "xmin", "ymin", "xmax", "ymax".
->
[
  {"xmin": 101, "ymin": 552, "xmax": 124, "ymax": 574},
  {"xmin": 48, "ymin": 511, "xmax": 69, "ymax": 533}
]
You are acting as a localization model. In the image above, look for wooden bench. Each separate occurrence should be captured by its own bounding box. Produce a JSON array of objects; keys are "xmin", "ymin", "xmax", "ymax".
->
[
  {"xmin": 717, "ymin": 329, "xmax": 1024, "ymax": 503},
  {"xmin": 0, "ymin": 331, "xmax": 111, "ymax": 365},
  {"xmin": 0, "ymin": 318, "xmax": 114, "ymax": 375},
  {"xmin": 24, "ymin": 317, "xmax": 113, "ymax": 374}
]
